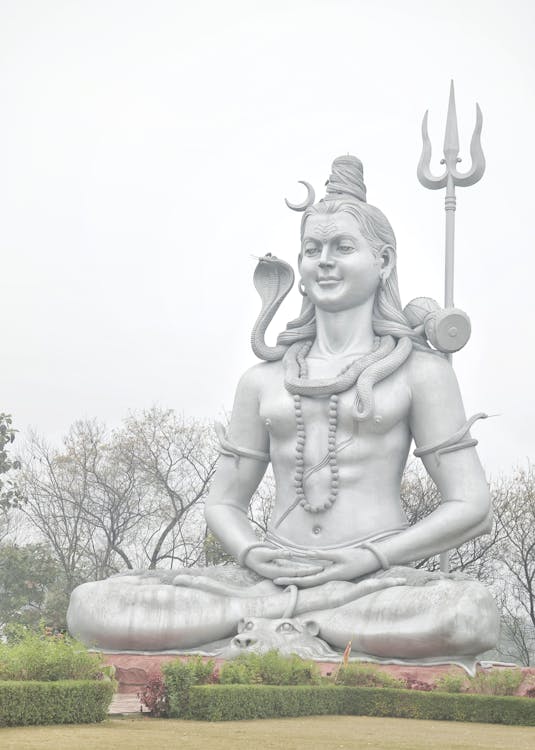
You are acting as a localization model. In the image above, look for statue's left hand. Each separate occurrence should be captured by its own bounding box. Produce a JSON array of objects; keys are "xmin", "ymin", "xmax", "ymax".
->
[{"xmin": 272, "ymin": 547, "xmax": 377, "ymax": 587}]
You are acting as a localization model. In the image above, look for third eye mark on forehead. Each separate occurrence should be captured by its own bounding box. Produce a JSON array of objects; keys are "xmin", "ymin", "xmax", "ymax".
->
[{"xmin": 307, "ymin": 222, "xmax": 340, "ymax": 241}]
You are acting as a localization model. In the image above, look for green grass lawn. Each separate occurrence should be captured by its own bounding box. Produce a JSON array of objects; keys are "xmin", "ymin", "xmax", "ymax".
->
[{"xmin": 1, "ymin": 715, "xmax": 534, "ymax": 750}]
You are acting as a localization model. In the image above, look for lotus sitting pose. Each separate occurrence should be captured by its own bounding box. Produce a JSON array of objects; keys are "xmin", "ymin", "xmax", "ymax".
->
[{"xmin": 68, "ymin": 156, "xmax": 499, "ymax": 664}]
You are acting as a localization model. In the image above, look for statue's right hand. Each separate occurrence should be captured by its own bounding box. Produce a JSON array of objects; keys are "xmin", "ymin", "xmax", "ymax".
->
[{"xmin": 245, "ymin": 546, "xmax": 325, "ymax": 581}]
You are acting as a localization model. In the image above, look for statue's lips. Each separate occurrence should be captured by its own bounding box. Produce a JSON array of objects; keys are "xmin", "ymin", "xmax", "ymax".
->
[{"xmin": 317, "ymin": 277, "xmax": 342, "ymax": 286}]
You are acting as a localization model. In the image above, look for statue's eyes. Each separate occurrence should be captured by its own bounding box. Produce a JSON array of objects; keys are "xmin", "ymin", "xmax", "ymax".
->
[
  {"xmin": 243, "ymin": 621, "xmax": 254, "ymax": 631},
  {"xmin": 276, "ymin": 621, "xmax": 296, "ymax": 633},
  {"xmin": 338, "ymin": 244, "xmax": 356, "ymax": 254},
  {"xmin": 303, "ymin": 245, "xmax": 320, "ymax": 257}
]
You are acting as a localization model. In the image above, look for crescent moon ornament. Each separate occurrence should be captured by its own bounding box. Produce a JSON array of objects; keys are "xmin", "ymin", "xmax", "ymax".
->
[{"xmin": 284, "ymin": 181, "xmax": 316, "ymax": 212}]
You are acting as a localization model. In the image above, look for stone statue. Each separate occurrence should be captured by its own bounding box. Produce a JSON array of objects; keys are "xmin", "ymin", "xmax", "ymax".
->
[{"xmin": 67, "ymin": 151, "xmax": 499, "ymax": 668}]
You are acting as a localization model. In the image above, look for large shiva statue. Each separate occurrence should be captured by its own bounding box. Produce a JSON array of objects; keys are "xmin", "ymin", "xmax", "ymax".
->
[{"xmin": 68, "ymin": 90, "xmax": 499, "ymax": 666}]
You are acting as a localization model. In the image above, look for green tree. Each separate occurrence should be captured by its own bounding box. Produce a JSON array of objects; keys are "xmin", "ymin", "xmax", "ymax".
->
[
  {"xmin": 0, "ymin": 543, "xmax": 61, "ymax": 629},
  {"xmin": 0, "ymin": 413, "xmax": 23, "ymax": 510}
]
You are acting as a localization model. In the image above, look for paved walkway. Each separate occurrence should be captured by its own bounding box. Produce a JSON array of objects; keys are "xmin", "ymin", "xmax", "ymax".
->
[{"xmin": 109, "ymin": 692, "xmax": 143, "ymax": 714}]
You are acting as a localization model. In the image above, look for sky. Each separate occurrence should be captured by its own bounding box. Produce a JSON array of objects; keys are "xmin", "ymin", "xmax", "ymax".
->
[{"xmin": 0, "ymin": 0, "xmax": 534, "ymax": 476}]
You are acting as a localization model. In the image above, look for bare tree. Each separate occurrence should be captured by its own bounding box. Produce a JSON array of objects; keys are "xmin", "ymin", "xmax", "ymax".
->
[
  {"xmin": 493, "ymin": 464, "xmax": 535, "ymax": 664},
  {"xmin": 112, "ymin": 407, "xmax": 218, "ymax": 568},
  {"xmin": 497, "ymin": 592, "xmax": 535, "ymax": 666},
  {"xmin": 21, "ymin": 430, "xmax": 100, "ymax": 590},
  {"xmin": 21, "ymin": 408, "xmax": 219, "ymax": 586},
  {"xmin": 59, "ymin": 419, "xmax": 148, "ymax": 574}
]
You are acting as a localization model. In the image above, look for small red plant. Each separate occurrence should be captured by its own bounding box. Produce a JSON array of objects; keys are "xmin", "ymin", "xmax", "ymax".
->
[{"xmin": 138, "ymin": 671, "xmax": 169, "ymax": 717}]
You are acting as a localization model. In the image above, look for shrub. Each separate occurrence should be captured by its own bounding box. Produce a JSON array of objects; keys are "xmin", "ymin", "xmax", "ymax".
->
[
  {"xmin": 0, "ymin": 628, "xmax": 108, "ymax": 681},
  {"xmin": 163, "ymin": 657, "xmax": 215, "ymax": 718},
  {"xmin": 218, "ymin": 659, "xmax": 257, "ymax": 685},
  {"xmin": 335, "ymin": 664, "xmax": 403, "ymax": 689},
  {"xmin": 219, "ymin": 651, "xmax": 320, "ymax": 686},
  {"xmin": 469, "ymin": 669, "xmax": 524, "ymax": 696},
  {"xmin": 185, "ymin": 684, "xmax": 535, "ymax": 725},
  {"xmin": 138, "ymin": 671, "xmax": 169, "ymax": 717},
  {"xmin": 404, "ymin": 677, "xmax": 434, "ymax": 691},
  {"xmin": 435, "ymin": 672, "xmax": 467, "ymax": 693},
  {"xmin": 0, "ymin": 679, "xmax": 115, "ymax": 726}
]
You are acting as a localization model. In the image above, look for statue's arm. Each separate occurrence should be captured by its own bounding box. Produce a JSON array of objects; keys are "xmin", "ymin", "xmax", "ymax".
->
[
  {"xmin": 378, "ymin": 351, "xmax": 492, "ymax": 565},
  {"xmin": 204, "ymin": 364, "xmax": 270, "ymax": 560}
]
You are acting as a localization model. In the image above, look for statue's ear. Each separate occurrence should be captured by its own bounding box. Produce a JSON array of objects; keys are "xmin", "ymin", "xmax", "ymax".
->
[
  {"xmin": 303, "ymin": 620, "xmax": 320, "ymax": 637},
  {"xmin": 236, "ymin": 618, "xmax": 246, "ymax": 634},
  {"xmin": 379, "ymin": 244, "xmax": 395, "ymax": 281}
]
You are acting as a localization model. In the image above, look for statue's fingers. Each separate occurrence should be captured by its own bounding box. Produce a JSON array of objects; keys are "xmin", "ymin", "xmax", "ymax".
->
[
  {"xmin": 280, "ymin": 564, "xmax": 324, "ymax": 577},
  {"xmin": 269, "ymin": 564, "xmax": 324, "ymax": 579},
  {"xmin": 273, "ymin": 571, "xmax": 329, "ymax": 587},
  {"xmin": 275, "ymin": 557, "xmax": 326, "ymax": 569},
  {"xmin": 260, "ymin": 549, "xmax": 324, "ymax": 569}
]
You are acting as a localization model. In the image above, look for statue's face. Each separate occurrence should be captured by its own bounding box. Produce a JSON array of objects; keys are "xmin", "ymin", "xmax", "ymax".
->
[{"xmin": 299, "ymin": 211, "xmax": 390, "ymax": 313}]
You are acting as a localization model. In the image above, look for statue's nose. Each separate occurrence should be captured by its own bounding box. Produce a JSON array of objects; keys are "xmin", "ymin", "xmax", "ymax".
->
[
  {"xmin": 231, "ymin": 634, "xmax": 257, "ymax": 649},
  {"xmin": 318, "ymin": 246, "xmax": 335, "ymax": 267}
]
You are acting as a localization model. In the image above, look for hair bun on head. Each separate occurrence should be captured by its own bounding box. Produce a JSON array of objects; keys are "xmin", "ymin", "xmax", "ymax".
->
[{"xmin": 324, "ymin": 155, "xmax": 367, "ymax": 203}]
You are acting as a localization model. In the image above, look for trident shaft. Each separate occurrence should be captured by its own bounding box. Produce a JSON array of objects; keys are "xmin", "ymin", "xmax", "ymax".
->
[
  {"xmin": 417, "ymin": 81, "xmax": 485, "ymax": 312},
  {"xmin": 416, "ymin": 82, "xmax": 485, "ymax": 574}
]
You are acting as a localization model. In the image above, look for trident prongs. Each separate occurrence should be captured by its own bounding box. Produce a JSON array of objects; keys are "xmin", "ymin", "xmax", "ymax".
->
[
  {"xmin": 417, "ymin": 81, "xmax": 486, "ymax": 190},
  {"xmin": 417, "ymin": 81, "xmax": 486, "ymax": 316}
]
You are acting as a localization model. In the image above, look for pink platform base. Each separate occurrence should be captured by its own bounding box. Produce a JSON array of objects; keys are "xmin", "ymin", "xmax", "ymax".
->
[{"xmin": 101, "ymin": 652, "xmax": 535, "ymax": 697}]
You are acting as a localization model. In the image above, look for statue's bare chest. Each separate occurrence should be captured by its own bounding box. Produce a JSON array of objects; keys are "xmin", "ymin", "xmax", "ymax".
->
[{"xmin": 258, "ymin": 367, "xmax": 411, "ymax": 446}]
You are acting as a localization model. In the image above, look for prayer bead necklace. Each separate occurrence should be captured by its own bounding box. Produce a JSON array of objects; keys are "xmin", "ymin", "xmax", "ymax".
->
[{"xmin": 293, "ymin": 341, "xmax": 361, "ymax": 514}]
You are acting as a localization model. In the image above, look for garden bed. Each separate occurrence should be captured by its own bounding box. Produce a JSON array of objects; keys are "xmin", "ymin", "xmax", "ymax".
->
[{"xmin": 153, "ymin": 654, "xmax": 535, "ymax": 725}]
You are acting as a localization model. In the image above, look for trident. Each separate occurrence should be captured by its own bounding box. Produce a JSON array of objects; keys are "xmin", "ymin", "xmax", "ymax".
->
[
  {"xmin": 417, "ymin": 80, "xmax": 485, "ymax": 321},
  {"xmin": 417, "ymin": 82, "xmax": 485, "ymax": 573}
]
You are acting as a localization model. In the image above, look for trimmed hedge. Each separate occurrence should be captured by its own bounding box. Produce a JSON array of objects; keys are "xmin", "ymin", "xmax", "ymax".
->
[
  {"xmin": 0, "ymin": 679, "xmax": 116, "ymax": 726},
  {"xmin": 178, "ymin": 684, "xmax": 535, "ymax": 725}
]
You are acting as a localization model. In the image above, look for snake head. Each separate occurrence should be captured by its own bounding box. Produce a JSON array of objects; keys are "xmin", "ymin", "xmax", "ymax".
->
[{"xmin": 253, "ymin": 256, "xmax": 295, "ymax": 299}]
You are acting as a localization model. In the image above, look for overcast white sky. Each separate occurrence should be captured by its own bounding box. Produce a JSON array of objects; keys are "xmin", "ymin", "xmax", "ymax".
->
[{"xmin": 1, "ymin": 0, "xmax": 534, "ymax": 476}]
